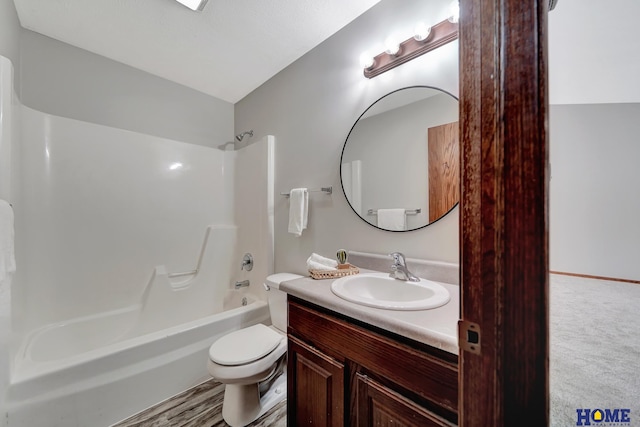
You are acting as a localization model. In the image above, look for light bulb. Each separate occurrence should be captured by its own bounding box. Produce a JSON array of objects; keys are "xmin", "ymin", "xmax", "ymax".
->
[
  {"xmin": 359, "ymin": 52, "xmax": 375, "ymax": 69},
  {"xmin": 384, "ymin": 36, "xmax": 401, "ymax": 56},
  {"xmin": 413, "ymin": 22, "xmax": 431, "ymax": 42},
  {"xmin": 175, "ymin": 0, "xmax": 208, "ymax": 11},
  {"xmin": 448, "ymin": 1, "xmax": 460, "ymax": 23}
]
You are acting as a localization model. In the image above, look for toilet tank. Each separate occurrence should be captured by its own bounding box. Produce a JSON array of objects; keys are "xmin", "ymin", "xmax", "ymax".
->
[{"xmin": 266, "ymin": 273, "xmax": 303, "ymax": 332}]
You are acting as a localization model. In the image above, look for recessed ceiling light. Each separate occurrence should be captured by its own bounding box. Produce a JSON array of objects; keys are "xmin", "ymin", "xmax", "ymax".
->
[{"xmin": 174, "ymin": 0, "xmax": 208, "ymax": 12}]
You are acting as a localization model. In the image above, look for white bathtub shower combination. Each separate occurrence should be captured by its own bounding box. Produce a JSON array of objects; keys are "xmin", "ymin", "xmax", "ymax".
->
[
  {"xmin": 0, "ymin": 55, "xmax": 276, "ymax": 426},
  {"xmin": 8, "ymin": 291, "xmax": 269, "ymax": 426}
]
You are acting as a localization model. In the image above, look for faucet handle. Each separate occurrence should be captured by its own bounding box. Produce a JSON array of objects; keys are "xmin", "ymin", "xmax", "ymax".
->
[
  {"xmin": 240, "ymin": 253, "xmax": 254, "ymax": 271},
  {"xmin": 388, "ymin": 252, "xmax": 406, "ymax": 265}
]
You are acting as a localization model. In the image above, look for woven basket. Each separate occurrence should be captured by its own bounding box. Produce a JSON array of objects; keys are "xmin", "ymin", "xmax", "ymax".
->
[{"xmin": 309, "ymin": 264, "xmax": 360, "ymax": 280}]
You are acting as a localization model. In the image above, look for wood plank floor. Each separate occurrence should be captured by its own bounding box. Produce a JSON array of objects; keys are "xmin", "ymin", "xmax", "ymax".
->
[{"xmin": 112, "ymin": 379, "xmax": 287, "ymax": 427}]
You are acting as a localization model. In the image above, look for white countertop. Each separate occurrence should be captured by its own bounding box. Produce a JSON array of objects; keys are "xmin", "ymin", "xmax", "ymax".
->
[{"xmin": 280, "ymin": 269, "xmax": 460, "ymax": 354}]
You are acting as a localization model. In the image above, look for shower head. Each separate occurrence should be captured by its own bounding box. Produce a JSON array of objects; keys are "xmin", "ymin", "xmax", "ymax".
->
[{"xmin": 235, "ymin": 130, "xmax": 254, "ymax": 142}]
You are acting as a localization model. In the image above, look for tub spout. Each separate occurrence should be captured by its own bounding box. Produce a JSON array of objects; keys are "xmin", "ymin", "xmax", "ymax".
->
[{"xmin": 234, "ymin": 280, "xmax": 250, "ymax": 289}]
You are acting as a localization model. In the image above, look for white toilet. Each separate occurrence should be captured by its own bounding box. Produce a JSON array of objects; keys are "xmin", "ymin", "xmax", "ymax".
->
[{"xmin": 207, "ymin": 273, "xmax": 302, "ymax": 427}]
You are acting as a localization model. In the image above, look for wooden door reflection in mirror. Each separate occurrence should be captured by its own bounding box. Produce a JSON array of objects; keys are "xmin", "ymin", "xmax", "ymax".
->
[{"xmin": 428, "ymin": 121, "xmax": 459, "ymax": 222}]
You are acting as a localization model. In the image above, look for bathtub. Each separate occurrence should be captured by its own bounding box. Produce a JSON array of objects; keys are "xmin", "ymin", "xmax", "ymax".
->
[{"xmin": 6, "ymin": 291, "xmax": 270, "ymax": 427}]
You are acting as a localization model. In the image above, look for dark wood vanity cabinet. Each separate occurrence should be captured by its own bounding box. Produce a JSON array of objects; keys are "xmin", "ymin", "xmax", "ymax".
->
[
  {"xmin": 287, "ymin": 297, "xmax": 458, "ymax": 427},
  {"xmin": 288, "ymin": 335, "xmax": 345, "ymax": 426}
]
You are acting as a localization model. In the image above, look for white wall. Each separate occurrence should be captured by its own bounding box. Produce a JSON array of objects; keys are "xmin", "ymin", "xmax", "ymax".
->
[
  {"xmin": 235, "ymin": 0, "xmax": 459, "ymax": 274},
  {"xmin": 550, "ymin": 103, "xmax": 640, "ymax": 281},
  {"xmin": 548, "ymin": 1, "xmax": 640, "ymax": 281},
  {"xmin": 19, "ymin": 30, "xmax": 234, "ymax": 148},
  {"xmin": 549, "ymin": 0, "xmax": 640, "ymax": 105}
]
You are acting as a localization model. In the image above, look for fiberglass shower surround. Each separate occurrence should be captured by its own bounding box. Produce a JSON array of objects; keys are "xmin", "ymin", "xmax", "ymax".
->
[{"xmin": 1, "ymin": 54, "xmax": 277, "ymax": 426}]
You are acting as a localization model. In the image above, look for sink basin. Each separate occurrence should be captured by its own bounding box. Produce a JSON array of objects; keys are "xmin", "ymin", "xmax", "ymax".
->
[{"xmin": 330, "ymin": 273, "xmax": 450, "ymax": 311}]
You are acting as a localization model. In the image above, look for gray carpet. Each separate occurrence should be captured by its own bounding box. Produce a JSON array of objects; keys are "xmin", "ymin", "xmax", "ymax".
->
[{"xmin": 550, "ymin": 274, "xmax": 640, "ymax": 426}]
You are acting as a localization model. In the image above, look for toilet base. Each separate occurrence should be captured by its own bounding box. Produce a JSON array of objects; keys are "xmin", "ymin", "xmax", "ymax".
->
[
  {"xmin": 257, "ymin": 372, "xmax": 287, "ymax": 418},
  {"xmin": 221, "ymin": 372, "xmax": 287, "ymax": 427}
]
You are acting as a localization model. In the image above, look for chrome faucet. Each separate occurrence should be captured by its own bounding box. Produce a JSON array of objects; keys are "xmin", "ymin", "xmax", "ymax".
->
[
  {"xmin": 388, "ymin": 252, "xmax": 420, "ymax": 282},
  {"xmin": 234, "ymin": 279, "xmax": 250, "ymax": 289}
]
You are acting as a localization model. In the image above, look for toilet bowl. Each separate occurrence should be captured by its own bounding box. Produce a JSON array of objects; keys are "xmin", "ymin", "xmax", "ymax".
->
[{"xmin": 207, "ymin": 273, "xmax": 302, "ymax": 427}]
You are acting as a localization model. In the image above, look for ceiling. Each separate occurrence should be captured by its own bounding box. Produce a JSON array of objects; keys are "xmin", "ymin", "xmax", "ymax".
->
[
  {"xmin": 12, "ymin": 0, "xmax": 639, "ymax": 106},
  {"xmin": 12, "ymin": 0, "xmax": 382, "ymax": 104}
]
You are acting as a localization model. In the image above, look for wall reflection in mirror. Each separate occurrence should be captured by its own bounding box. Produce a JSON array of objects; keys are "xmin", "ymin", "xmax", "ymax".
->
[{"xmin": 340, "ymin": 86, "xmax": 459, "ymax": 232}]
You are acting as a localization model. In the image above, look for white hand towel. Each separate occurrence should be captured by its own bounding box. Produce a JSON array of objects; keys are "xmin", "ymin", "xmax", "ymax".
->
[
  {"xmin": 0, "ymin": 200, "xmax": 16, "ymax": 283},
  {"xmin": 307, "ymin": 260, "xmax": 337, "ymax": 271},
  {"xmin": 307, "ymin": 253, "xmax": 338, "ymax": 270},
  {"xmin": 288, "ymin": 188, "xmax": 308, "ymax": 237},
  {"xmin": 377, "ymin": 208, "xmax": 407, "ymax": 231}
]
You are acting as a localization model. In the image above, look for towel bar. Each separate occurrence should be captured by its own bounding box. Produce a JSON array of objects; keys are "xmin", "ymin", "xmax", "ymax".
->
[
  {"xmin": 280, "ymin": 186, "xmax": 332, "ymax": 197},
  {"xmin": 367, "ymin": 208, "xmax": 421, "ymax": 215}
]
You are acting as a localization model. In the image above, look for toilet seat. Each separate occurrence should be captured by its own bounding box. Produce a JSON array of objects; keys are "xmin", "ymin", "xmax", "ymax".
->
[
  {"xmin": 207, "ymin": 325, "xmax": 287, "ymax": 384},
  {"xmin": 209, "ymin": 324, "xmax": 283, "ymax": 366}
]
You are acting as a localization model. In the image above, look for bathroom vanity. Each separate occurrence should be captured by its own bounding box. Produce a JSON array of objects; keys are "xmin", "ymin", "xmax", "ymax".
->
[{"xmin": 281, "ymin": 272, "xmax": 459, "ymax": 426}]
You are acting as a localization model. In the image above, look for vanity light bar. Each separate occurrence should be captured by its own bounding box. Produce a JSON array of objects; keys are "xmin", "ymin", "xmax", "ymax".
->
[{"xmin": 363, "ymin": 18, "xmax": 458, "ymax": 79}]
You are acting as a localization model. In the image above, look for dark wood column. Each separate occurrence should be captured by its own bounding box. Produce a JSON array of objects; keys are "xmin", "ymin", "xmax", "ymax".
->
[{"xmin": 458, "ymin": 0, "xmax": 549, "ymax": 425}]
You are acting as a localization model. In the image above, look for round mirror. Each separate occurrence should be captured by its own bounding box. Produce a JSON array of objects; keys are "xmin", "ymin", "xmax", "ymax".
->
[{"xmin": 340, "ymin": 86, "xmax": 459, "ymax": 232}]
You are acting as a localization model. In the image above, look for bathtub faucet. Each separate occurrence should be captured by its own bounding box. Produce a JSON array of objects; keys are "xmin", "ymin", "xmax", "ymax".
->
[{"xmin": 234, "ymin": 280, "xmax": 250, "ymax": 289}]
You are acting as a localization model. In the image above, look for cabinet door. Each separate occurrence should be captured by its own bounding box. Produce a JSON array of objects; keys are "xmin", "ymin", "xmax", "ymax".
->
[
  {"xmin": 356, "ymin": 374, "xmax": 454, "ymax": 427},
  {"xmin": 288, "ymin": 336, "xmax": 345, "ymax": 427}
]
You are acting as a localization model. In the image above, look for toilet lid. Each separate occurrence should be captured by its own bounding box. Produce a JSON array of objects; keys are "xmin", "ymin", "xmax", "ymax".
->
[{"xmin": 209, "ymin": 324, "xmax": 283, "ymax": 366}]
